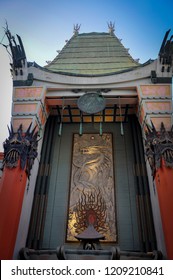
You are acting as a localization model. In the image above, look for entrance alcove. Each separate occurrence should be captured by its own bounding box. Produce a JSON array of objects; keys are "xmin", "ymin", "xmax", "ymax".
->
[{"xmin": 27, "ymin": 114, "xmax": 156, "ymax": 253}]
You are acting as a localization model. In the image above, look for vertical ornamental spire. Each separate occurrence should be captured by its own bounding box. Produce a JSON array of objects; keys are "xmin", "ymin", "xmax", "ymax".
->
[
  {"xmin": 73, "ymin": 24, "xmax": 81, "ymax": 35},
  {"xmin": 107, "ymin": 21, "xmax": 115, "ymax": 35}
]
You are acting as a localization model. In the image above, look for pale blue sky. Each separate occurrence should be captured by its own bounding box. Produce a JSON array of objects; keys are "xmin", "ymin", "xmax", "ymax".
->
[{"xmin": 0, "ymin": 0, "xmax": 173, "ymax": 150}]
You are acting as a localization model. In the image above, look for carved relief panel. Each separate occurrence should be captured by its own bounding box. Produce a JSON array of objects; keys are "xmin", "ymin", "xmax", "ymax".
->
[{"xmin": 67, "ymin": 133, "xmax": 117, "ymax": 242}]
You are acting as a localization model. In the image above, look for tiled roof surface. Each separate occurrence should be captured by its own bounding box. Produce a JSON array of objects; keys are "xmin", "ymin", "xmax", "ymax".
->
[{"xmin": 45, "ymin": 32, "xmax": 140, "ymax": 76}]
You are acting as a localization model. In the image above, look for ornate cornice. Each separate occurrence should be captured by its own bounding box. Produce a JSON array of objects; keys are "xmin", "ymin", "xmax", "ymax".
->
[
  {"xmin": 2, "ymin": 124, "xmax": 38, "ymax": 178},
  {"xmin": 145, "ymin": 122, "xmax": 173, "ymax": 177}
]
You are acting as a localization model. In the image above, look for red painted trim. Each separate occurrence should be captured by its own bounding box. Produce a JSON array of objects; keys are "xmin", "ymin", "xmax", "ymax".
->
[
  {"xmin": 0, "ymin": 161, "xmax": 27, "ymax": 259},
  {"xmin": 155, "ymin": 160, "xmax": 173, "ymax": 259},
  {"xmin": 0, "ymin": 152, "xmax": 4, "ymax": 160}
]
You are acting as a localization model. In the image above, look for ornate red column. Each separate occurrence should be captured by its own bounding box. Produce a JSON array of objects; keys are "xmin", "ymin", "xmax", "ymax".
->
[
  {"xmin": 0, "ymin": 162, "xmax": 27, "ymax": 259},
  {"xmin": 155, "ymin": 160, "xmax": 173, "ymax": 259},
  {"xmin": 0, "ymin": 124, "xmax": 38, "ymax": 259},
  {"xmin": 145, "ymin": 122, "xmax": 173, "ymax": 259}
]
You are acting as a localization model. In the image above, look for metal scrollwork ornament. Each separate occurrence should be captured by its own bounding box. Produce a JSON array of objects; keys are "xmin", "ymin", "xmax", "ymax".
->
[
  {"xmin": 145, "ymin": 122, "xmax": 173, "ymax": 177},
  {"xmin": 2, "ymin": 123, "xmax": 38, "ymax": 179}
]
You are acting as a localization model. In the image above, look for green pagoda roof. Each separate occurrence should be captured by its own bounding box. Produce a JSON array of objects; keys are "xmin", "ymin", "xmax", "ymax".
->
[{"xmin": 45, "ymin": 32, "xmax": 140, "ymax": 76}]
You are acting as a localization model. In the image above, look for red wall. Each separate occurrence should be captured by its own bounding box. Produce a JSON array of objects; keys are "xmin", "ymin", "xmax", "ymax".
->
[
  {"xmin": 0, "ymin": 162, "xmax": 27, "ymax": 259},
  {"xmin": 155, "ymin": 160, "xmax": 173, "ymax": 259}
]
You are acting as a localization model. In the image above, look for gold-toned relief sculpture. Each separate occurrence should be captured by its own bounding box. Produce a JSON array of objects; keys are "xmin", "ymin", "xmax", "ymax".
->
[{"xmin": 67, "ymin": 133, "xmax": 117, "ymax": 242}]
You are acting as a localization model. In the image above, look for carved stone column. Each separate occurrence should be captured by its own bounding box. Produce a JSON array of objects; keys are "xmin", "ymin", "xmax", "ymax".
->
[{"xmin": 0, "ymin": 124, "xmax": 38, "ymax": 259}]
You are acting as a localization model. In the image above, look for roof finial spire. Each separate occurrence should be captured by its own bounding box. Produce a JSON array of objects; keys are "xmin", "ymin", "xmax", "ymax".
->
[
  {"xmin": 73, "ymin": 24, "xmax": 81, "ymax": 35},
  {"xmin": 107, "ymin": 21, "xmax": 115, "ymax": 35}
]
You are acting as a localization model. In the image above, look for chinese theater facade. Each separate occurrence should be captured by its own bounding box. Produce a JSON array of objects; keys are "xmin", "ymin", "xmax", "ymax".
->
[{"xmin": 0, "ymin": 24, "xmax": 173, "ymax": 260}]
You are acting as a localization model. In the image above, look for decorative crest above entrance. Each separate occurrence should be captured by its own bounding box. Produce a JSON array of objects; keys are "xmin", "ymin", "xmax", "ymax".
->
[{"xmin": 77, "ymin": 92, "xmax": 106, "ymax": 114}]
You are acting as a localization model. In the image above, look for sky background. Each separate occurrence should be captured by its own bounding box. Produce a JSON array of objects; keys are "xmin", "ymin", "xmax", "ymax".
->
[{"xmin": 0, "ymin": 0, "xmax": 173, "ymax": 151}]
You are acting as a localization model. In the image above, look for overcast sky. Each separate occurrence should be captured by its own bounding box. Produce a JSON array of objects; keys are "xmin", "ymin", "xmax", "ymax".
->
[{"xmin": 0, "ymin": 0, "xmax": 173, "ymax": 151}]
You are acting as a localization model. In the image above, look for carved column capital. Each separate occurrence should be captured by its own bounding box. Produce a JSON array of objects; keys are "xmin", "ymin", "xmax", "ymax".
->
[
  {"xmin": 145, "ymin": 122, "xmax": 173, "ymax": 177},
  {"xmin": 2, "ymin": 123, "xmax": 38, "ymax": 179}
]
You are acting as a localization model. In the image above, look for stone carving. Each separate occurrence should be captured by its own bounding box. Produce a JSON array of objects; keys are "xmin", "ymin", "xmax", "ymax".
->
[
  {"xmin": 145, "ymin": 122, "xmax": 173, "ymax": 177},
  {"xmin": 73, "ymin": 24, "xmax": 81, "ymax": 35},
  {"xmin": 77, "ymin": 92, "xmax": 106, "ymax": 114},
  {"xmin": 2, "ymin": 123, "xmax": 38, "ymax": 178},
  {"xmin": 159, "ymin": 29, "xmax": 173, "ymax": 72},
  {"xmin": 107, "ymin": 21, "xmax": 115, "ymax": 34},
  {"xmin": 4, "ymin": 22, "xmax": 26, "ymax": 69}
]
